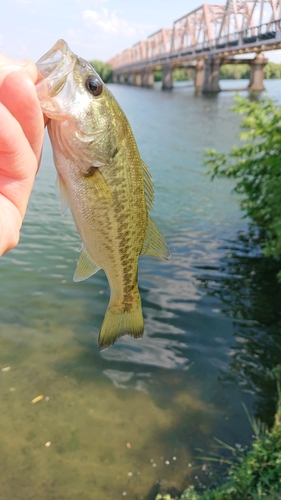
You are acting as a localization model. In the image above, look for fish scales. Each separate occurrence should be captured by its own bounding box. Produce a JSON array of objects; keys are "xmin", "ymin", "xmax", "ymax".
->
[{"xmin": 36, "ymin": 39, "xmax": 169, "ymax": 349}]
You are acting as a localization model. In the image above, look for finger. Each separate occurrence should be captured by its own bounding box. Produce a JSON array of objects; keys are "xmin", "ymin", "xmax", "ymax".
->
[
  {"xmin": 0, "ymin": 102, "xmax": 37, "ymax": 217},
  {"xmin": 0, "ymin": 56, "xmax": 37, "ymax": 87},
  {"xmin": 0, "ymin": 70, "xmax": 44, "ymax": 164},
  {"xmin": 0, "ymin": 194, "xmax": 22, "ymax": 255}
]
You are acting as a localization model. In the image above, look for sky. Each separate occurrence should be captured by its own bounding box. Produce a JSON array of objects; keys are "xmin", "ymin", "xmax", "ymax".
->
[{"xmin": 1, "ymin": 0, "xmax": 281, "ymax": 64}]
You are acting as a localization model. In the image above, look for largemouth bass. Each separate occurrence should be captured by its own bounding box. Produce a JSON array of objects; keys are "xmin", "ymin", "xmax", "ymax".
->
[{"xmin": 36, "ymin": 40, "xmax": 169, "ymax": 349}]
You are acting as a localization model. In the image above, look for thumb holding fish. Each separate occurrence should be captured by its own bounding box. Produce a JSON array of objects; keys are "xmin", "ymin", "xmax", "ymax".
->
[{"xmin": 0, "ymin": 54, "xmax": 45, "ymax": 256}]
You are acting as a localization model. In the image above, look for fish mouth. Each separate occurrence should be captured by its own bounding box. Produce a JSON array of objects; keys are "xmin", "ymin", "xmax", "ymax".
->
[
  {"xmin": 36, "ymin": 39, "xmax": 76, "ymax": 99},
  {"xmin": 36, "ymin": 39, "xmax": 72, "ymax": 80}
]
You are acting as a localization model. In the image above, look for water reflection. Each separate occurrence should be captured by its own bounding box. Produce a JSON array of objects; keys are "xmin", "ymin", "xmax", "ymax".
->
[{"xmin": 197, "ymin": 230, "xmax": 281, "ymax": 428}]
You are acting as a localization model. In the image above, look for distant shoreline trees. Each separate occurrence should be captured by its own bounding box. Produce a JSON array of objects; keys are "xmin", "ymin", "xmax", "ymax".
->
[
  {"xmin": 89, "ymin": 60, "xmax": 112, "ymax": 83},
  {"xmin": 91, "ymin": 60, "xmax": 281, "ymax": 83},
  {"xmin": 220, "ymin": 62, "xmax": 281, "ymax": 79}
]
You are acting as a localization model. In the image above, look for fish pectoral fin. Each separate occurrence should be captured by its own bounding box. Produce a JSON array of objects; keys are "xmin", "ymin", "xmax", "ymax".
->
[
  {"xmin": 83, "ymin": 166, "xmax": 112, "ymax": 203},
  {"xmin": 73, "ymin": 245, "xmax": 101, "ymax": 282},
  {"xmin": 56, "ymin": 174, "xmax": 70, "ymax": 216},
  {"xmin": 141, "ymin": 216, "xmax": 170, "ymax": 260}
]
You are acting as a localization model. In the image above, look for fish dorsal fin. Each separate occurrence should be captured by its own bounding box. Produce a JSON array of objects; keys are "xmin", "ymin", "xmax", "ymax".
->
[
  {"xmin": 141, "ymin": 216, "xmax": 170, "ymax": 259},
  {"xmin": 142, "ymin": 161, "xmax": 154, "ymax": 213},
  {"xmin": 73, "ymin": 245, "xmax": 101, "ymax": 282},
  {"xmin": 56, "ymin": 174, "xmax": 69, "ymax": 216}
]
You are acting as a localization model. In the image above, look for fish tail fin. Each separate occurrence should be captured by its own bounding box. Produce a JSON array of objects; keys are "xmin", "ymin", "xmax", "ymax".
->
[{"xmin": 98, "ymin": 298, "xmax": 144, "ymax": 350}]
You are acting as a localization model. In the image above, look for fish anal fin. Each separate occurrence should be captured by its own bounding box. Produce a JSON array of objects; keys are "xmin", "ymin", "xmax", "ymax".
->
[
  {"xmin": 56, "ymin": 174, "xmax": 69, "ymax": 216},
  {"xmin": 141, "ymin": 216, "xmax": 170, "ymax": 260},
  {"xmin": 73, "ymin": 245, "xmax": 101, "ymax": 282},
  {"xmin": 98, "ymin": 301, "xmax": 144, "ymax": 350}
]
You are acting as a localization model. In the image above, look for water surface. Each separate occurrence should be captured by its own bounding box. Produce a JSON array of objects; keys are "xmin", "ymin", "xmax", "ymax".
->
[{"xmin": 1, "ymin": 79, "xmax": 281, "ymax": 499}]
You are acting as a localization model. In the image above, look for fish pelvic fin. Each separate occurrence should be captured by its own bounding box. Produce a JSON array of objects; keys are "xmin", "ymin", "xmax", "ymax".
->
[
  {"xmin": 73, "ymin": 245, "xmax": 101, "ymax": 282},
  {"xmin": 141, "ymin": 216, "xmax": 170, "ymax": 260},
  {"xmin": 98, "ymin": 300, "xmax": 144, "ymax": 350},
  {"xmin": 56, "ymin": 174, "xmax": 70, "ymax": 216}
]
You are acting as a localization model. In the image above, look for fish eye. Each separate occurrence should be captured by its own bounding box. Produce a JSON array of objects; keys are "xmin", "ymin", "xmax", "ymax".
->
[{"xmin": 86, "ymin": 77, "xmax": 103, "ymax": 96}]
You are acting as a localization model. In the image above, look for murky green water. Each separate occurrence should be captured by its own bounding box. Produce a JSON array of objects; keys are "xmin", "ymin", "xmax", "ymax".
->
[{"xmin": 1, "ymin": 80, "xmax": 281, "ymax": 499}]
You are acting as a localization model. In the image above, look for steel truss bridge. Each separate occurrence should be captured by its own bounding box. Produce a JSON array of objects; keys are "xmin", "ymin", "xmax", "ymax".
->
[{"xmin": 109, "ymin": 0, "xmax": 281, "ymax": 92}]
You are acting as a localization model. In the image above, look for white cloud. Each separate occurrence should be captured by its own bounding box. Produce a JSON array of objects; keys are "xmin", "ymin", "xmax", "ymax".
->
[{"xmin": 82, "ymin": 8, "xmax": 145, "ymax": 38}]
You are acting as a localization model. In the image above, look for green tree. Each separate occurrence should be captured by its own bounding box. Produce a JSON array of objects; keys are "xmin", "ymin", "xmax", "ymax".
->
[
  {"xmin": 220, "ymin": 64, "xmax": 250, "ymax": 79},
  {"xmin": 173, "ymin": 67, "xmax": 194, "ymax": 81},
  {"xmin": 205, "ymin": 96, "xmax": 281, "ymax": 277},
  {"xmin": 89, "ymin": 60, "xmax": 112, "ymax": 83},
  {"xmin": 264, "ymin": 62, "xmax": 281, "ymax": 79},
  {"xmin": 154, "ymin": 68, "xmax": 162, "ymax": 82}
]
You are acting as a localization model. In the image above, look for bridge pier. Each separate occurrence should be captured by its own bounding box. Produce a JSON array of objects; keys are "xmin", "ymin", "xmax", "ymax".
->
[
  {"xmin": 248, "ymin": 53, "xmax": 268, "ymax": 92},
  {"xmin": 128, "ymin": 73, "xmax": 135, "ymax": 85},
  {"xmin": 135, "ymin": 73, "xmax": 142, "ymax": 86},
  {"xmin": 142, "ymin": 69, "xmax": 154, "ymax": 88},
  {"xmin": 203, "ymin": 57, "xmax": 221, "ymax": 93},
  {"xmin": 194, "ymin": 60, "xmax": 205, "ymax": 92},
  {"xmin": 162, "ymin": 64, "xmax": 173, "ymax": 90},
  {"xmin": 112, "ymin": 73, "xmax": 118, "ymax": 83},
  {"xmin": 119, "ymin": 74, "xmax": 125, "ymax": 84}
]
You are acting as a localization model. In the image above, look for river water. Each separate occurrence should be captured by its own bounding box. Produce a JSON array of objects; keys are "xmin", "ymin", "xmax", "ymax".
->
[{"xmin": 1, "ymin": 79, "xmax": 281, "ymax": 500}]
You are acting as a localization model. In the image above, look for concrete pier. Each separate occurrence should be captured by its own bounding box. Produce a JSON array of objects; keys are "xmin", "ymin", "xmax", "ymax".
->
[
  {"xmin": 128, "ymin": 73, "xmax": 135, "ymax": 85},
  {"xmin": 142, "ymin": 69, "xmax": 154, "ymax": 87},
  {"xmin": 248, "ymin": 53, "xmax": 268, "ymax": 92},
  {"xmin": 162, "ymin": 64, "xmax": 173, "ymax": 90},
  {"xmin": 203, "ymin": 57, "xmax": 221, "ymax": 93},
  {"xmin": 135, "ymin": 73, "xmax": 142, "ymax": 86},
  {"xmin": 194, "ymin": 60, "xmax": 205, "ymax": 92}
]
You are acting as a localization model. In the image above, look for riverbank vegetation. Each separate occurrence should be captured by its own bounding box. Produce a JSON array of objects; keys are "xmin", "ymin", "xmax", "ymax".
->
[{"xmin": 205, "ymin": 95, "xmax": 281, "ymax": 280}]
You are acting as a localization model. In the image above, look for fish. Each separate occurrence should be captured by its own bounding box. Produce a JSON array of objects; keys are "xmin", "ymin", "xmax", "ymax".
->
[{"xmin": 35, "ymin": 39, "xmax": 170, "ymax": 349}]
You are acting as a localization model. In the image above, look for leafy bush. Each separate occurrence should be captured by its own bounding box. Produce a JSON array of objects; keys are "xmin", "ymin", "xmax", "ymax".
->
[{"xmin": 205, "ymin": 95, "xmax": 281, "ymax": 278}]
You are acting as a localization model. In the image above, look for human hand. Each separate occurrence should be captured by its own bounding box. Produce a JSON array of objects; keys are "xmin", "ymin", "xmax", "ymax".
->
[{"xmin": 0, "ymin": 55, "xmax": 44, "ymax": 256}]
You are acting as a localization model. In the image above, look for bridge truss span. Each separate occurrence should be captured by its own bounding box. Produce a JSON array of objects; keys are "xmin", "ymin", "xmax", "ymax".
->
[{"xmin": 109, "ymin": 0, "xmax": 281, "ymax": 92}]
